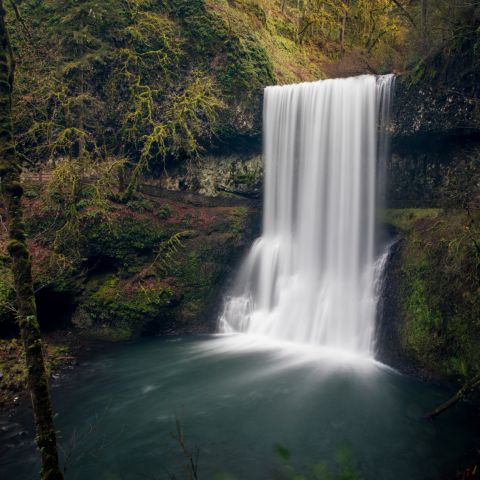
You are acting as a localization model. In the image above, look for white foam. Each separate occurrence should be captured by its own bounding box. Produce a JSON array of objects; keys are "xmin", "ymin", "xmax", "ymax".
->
[{"xmin": 220, "ymin": 75, "xmax": 395, "ymax": 359}]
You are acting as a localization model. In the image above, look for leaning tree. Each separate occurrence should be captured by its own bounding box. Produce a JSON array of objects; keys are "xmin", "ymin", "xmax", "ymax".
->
[{"xmin": 0, "ymin": 1, "xmax": 63, "ymax": 479}]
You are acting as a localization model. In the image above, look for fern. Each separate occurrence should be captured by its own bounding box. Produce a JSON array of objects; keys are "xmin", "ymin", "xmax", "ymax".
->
[{"xmin": 151, "ymin": 230, "xmax": 192, "ymax": 275}]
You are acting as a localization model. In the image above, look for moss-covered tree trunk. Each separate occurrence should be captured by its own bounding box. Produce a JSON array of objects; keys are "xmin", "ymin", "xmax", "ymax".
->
[{"xmin": 0, "ymin": 2, "xmax": 63, "ymax": 479}]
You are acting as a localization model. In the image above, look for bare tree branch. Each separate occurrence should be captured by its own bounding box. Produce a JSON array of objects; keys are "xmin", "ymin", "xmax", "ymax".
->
[
  {"xmin": 389, "ymin": 0, "xmax": 417, "ymax": 26},
  {"xmin": 427, "ymin": 373, "xmax": 480, "ymax": 419}
]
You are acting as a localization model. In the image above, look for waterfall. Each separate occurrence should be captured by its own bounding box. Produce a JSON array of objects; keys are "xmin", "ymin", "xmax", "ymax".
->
[{"xmin": 220, "ymin": 75, "xmax": 395, "ymax": 357}]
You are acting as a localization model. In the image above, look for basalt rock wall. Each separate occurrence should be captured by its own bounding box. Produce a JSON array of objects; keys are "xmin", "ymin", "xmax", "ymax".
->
[{"xmin": 388, "ymin": 77, "xmax": 480, "ymax": 208}]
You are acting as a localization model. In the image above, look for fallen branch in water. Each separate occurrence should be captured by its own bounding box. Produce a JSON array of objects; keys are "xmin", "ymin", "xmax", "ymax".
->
[{"xmin": 427, "ymin": 373, "xmax": 480, "ymax": 419}]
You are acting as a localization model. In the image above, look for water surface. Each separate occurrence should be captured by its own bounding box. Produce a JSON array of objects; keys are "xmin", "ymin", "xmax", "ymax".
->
[{"xmin": 1, "ymin": 335, "xmax": 476, "ymax": 479}]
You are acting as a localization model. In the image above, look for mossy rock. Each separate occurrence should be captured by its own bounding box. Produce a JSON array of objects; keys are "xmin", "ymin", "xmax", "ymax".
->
[
  {"xmin": 73, "ymin": 274, "xmax": 176, "ymax": 341},
  {"xmin": 84, "ymin": 215, "xmax": 166, "ymax": 268},
  {"xmin": 395, "ymin": 209, "xmax": 480, "ymax": 380},
  {"xmin": 383, "ymin": 208, "xmax": 440, "ymax": 233}
]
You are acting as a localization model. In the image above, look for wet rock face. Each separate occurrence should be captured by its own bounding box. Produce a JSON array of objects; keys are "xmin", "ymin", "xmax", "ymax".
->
[
  {"xmin": 150, "ymin": 153, "xmax": 263, "ymax": 198},
  {"xmin": 387, "ymin": 77, "xmax": 480, "ymax": 208},
  {"xmin": 155, "ymin": 76, "xmax": 480, "ymax": 208},
  {"xmin": 386, "ymin": 139, "xmax": 480, "ymax": 208},
  {"xmin": 391, "ymin": 78, "xmax": 480, "ymax": 142}
]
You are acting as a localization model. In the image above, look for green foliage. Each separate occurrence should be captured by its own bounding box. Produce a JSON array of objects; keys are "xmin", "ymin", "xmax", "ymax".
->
[
  {"xmin": 127, "ymin": 197, "xmax": 154, "ymax": 212},
  {"xmin": 73, "ymin": 274, "xmax": 174, "ymax": 340},
  {"xmin": 6, "ymin": 0, "xmax": 479, "ymax": 177},
  {"xmin": 156, "ymin": 204, "xmax": 172, "ymax": 219},
  {"xmin": 40, "ymin": 156, "xmax": 126, "ymax": 264},
  {"xmin": 296, "ymin": 0, "xmax": 348, "ymax": 46},
  {"xmin": 220, "ymin": 32, "xmax": 275, "ymax": 96},
  {"xmin": 0, "ymin": 339, "xmax": 48, "ymax": 409},
  {"xmin": 225, "ymin": 206, "xmax": 249, "ymax": 236},
  {"xmin": 7, "ymin": 183, "xmax": 255, "ymax": 341},
  {"xmin": 7, "ymin": 0, "xmax": 274, "ymax": 186},
  {"xmin": 396, "ymin": 209, "xmax": 480, "ymax": 379},
  {"xmin": 206, "ymin": 0, "xmax": 324, "ymax": 84},
  {"xmin": 271, "ymin": 0, "xmax": 406, "ymax": 67},
  {"xmin": 137, "ymin": 72, "xmax": 225, "ymax": 161},
  {"xmin": 84, "ymin": 215, "xmax": 166, "ymax": 269},
  {"xmin": 275, "ymin": 443, "xmax": 291, "ymax": 461},
  {"xmin": 150, "ymin": 230, "xmax": 191, "ymax": 275},
  {"xmin": 401, "ymin": 259, "xmax": 442, "ymax": 360},
  {"xmin": 0, "ymin": 338, "xmax": 71, "ymax": 408},
  {"xmin": 169, "ymin": 0, "xmax": 274, "ymax": 95},
  {"xmin": 0, "ymin": 339, "xmax": 25, "ymax": 406},
  {"xmin": 171, "ymin": 248, "xmax": 216, "ymax": 320},
  {"xmin": 402, "ymin": 0, "xmax": 480, "ymax": 85},
  {"xmin": 383, "ymin": 208, "xmax": 440, "ymax": 232},
  {"xmin": 0, "ymin": 265, "xmax": 15, "ymax": 328},
  {"xmin": 274, "ymin": 444, "xmax": 361, "ymax": 480},
  {"xmin": 23, "ymin": 185, "xmax": 40, "ymax": 199}
]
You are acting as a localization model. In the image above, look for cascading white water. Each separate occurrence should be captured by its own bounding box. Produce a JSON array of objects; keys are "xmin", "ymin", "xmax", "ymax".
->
[{"xmin": 220, "ymin": 74, "xmax": 395, "ymax": 357}]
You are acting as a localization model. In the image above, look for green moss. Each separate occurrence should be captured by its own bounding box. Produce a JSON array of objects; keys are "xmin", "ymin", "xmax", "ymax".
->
[
  {"xmin": 170, "ymin": 0, "xmax": 275, "ymax": 98},
  {"xmin": 205, "ymin": 0, "xmax": 325, "ymax": 84},
  {"xmin": 0, "ymin": 339, "xmax": 71, "ymax": 408},
  {"xmin": 170, "ymin": 206, "xmax": 252, "ymax": 320},
  {"xmin": 15, "ymin": 178, "xmax": 256, "ymax": 342},
  {"xmin": 383, "ymin": 208, "xmax": 440, "ymax": 232},
  {"xmin": 156, "ymin": 204, "xmax": 172, "ymax": 219},
  {"xmin": 73, "ymin": 274, "xmax": 175, "ymax": 340},
  {"xmin": 85, "ymin": 215, "xmax": 166, "ymax": 268},
  {"xmin": 397, "ymin": 209, "xmax": 480, "ymax": 380},
  {"xmin": 23, "ymin": 185, "xmax": 40, "ymax": 199},
  {"xmin": 235, "ymin": 0, "xmax": 267, "ymax": 25},
  {"xmin": 400, "ymin": 260, "xmax": 442, "ymax": 363},
  {"xmin": 173, "ymin": 248, "xmax": 217, "ymax": 321},
  {"xmin": 220, "ymin": 33, "xmax": 275, "ymax": 96},
  {"xmin": 225, "ymin": 206, "xmax": 249, "ymax": 236},
  {"xmin": 127, "ymin": 198, "xmax": 155, "ymax": 212},
  {"xmin": 233, "ymin": 170, "xmax": 259, "ymax": 187},
  {"xmin": 0, "ymin": 339, "xmax": 26, "ymax": 405}
]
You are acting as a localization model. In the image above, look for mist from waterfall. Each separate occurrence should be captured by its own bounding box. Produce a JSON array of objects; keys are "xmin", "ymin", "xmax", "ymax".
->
[{"xmin": 220, "ymin": 75, "xmax": 395, "ymax": 357}]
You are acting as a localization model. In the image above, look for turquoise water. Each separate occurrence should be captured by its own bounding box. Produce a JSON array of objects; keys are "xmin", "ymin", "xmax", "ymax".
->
[{"xmin": 1, "ymin": 335, "xmax": 477, "ymax": 479}]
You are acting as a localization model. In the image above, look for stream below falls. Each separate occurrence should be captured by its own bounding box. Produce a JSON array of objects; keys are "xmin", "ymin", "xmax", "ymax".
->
[{"xmin": 1, "ymin": 335, "xmax": 477, "ymax": 480}]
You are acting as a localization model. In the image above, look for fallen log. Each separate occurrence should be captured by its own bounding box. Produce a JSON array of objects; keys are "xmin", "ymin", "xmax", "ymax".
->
[{"xmin": 427, "ymin": 373, "xmax": 480, "ymax": 419}]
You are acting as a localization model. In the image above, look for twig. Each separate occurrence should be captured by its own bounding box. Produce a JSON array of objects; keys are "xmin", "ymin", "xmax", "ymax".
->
[
  {"xmin": 7, "ymin": 0, "xmax": 31, "ymax": 40},
  {"xmin": 389, "ymin": 0, "xmax": 416, "ymax": 26}
]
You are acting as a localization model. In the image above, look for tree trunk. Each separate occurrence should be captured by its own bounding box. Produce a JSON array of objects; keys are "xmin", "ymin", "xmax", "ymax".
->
[
  {"xmin": 340, "ymin": 12, "xmax": 347, "ymax": 55},
  {"xmin": 421, "ymin": 0, "xmax": 428, "ymax": 47},
  {"xmin": 338, "ymin": 0, "xmax": 350, "ymax": 55},
  {"xmin": 119, "ymin": 154, "xmax": 147, "ymax": 203},
  {"xmin": 0, "ymin": 2, "xmax": 64, "ymax": 479}
]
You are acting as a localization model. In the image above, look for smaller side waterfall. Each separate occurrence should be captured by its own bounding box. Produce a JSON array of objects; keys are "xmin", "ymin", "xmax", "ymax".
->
[{"xmin": 220, "ymin": 75, "xmax": 395, "ymax": 357}]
